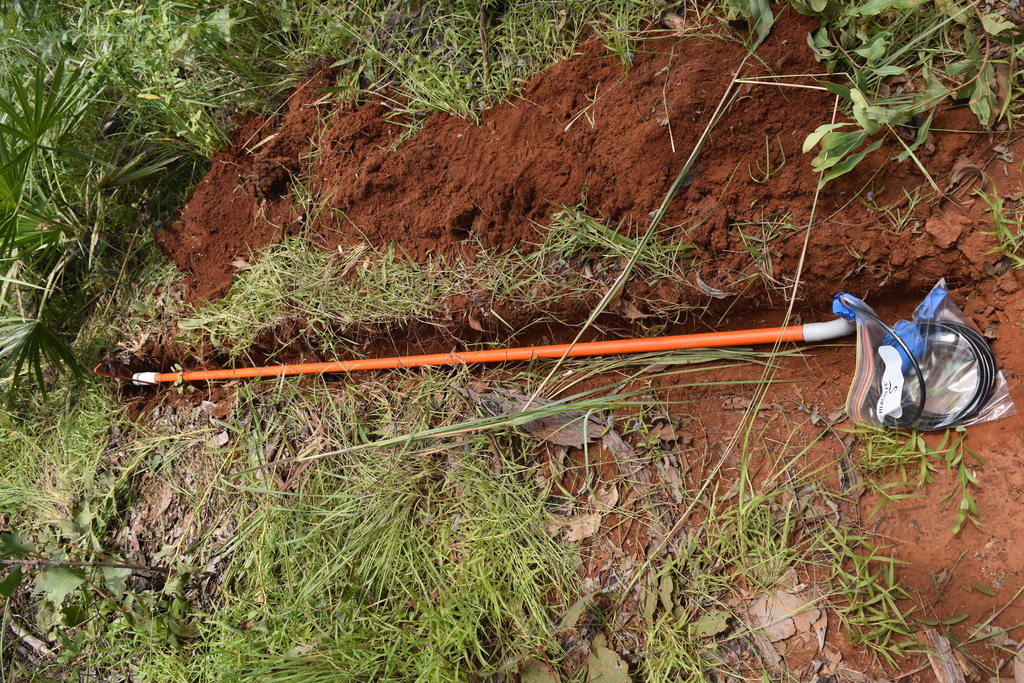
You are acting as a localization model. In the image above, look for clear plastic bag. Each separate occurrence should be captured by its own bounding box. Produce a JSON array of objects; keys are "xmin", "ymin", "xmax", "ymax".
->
[{"xmin": 833, "ymin": 279, "xmax": 1015, "ymax": 430}]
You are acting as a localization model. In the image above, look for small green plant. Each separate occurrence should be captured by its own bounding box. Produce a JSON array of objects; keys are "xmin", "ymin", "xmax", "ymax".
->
[
  {"xmin": 802, "ymin": 76, "xmax": 947, "ymax": 187},
  {"xmin": 828, "ymin": 530, "xmax": 917, "ymax": 667},
  {"xmin": 794, "ymin": 0, "xmax": 1020, "ymax": 186},
  {"xmin": 730, "ymin": 214, "xmax": 798, "ymax": 289},
  {"xmin": 940, "ymin": 428, "xmax": 985, "ymax": 534},
  {"xmin": 852, "ymin": 426, "xmax": 985, "ymax": 533},
  {"xmin": 748, "ymin": 133, "xmax": 787, "ymax": 184},
  {"xmin": 982, "ymin": 191, "xmax": 1024, "ymax": 268},
  {"xmin": 0, "ymin": 486, "xmax": 196, "ymax": 667},
  {"xmin": 883, "ymin": 186, "xmax": 928, "ymax": 233}
]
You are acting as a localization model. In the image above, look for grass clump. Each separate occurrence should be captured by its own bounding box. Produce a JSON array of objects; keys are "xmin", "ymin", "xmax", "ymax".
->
[
  {"xmin": 983, "ymin": 191, "xmax": 1024, "ymax": 268},
  {"xmin": 293, "ymin": 0, "xmax": 664, "ymax": 122},
  {"xmin": 178, "ymin": 240, "xmax": 468, "ymax": 360},
  {"xmin": 851, "ymin": 426, "xmax": 984, "ymax": 534},
  {"xmin": 0, "ymin": 386, "xmax": 116, "ymax": 520},
  {"xmin": 179, "ymin": 378, "xmax": 580, "ymax": 681},
  {"xmin": 178, "ymin": 203, "xmax": 697, "ymax": 362}
]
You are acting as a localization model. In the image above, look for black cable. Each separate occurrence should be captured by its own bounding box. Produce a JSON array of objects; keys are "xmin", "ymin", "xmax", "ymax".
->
[
  {"xmin": 908, "ymin": 321, "xmax": 998, "ymax": 430},
  {"xmin": 863, "ymin": 319, "xmax": 997, "ymax": 430}
]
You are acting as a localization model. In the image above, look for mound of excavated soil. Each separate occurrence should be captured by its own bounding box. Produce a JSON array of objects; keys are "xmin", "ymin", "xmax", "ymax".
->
[
  {"xmin": 157, "ymin": 11, "xmax": 992, "ymax": 312},
  {"xmin": 148, "ymin": 7, "xmax": 1024, "ymax": 674}
]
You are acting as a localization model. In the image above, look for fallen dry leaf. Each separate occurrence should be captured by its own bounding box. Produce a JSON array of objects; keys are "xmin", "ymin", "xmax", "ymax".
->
[
  {"xmin": 746, "ymin": 589, "xmax": 820, "ymax": 642},
  {"xmin": 522, "ymin": 658, "xmax": 560, "ymax": 683},
  {"xmin": 645, "ymin": 416, "xmax": 693, "ymax": 444},
  {"xmin": 812, "ymin": 610, "xmax": 828, "ymax": 652},
  {"xmin": 613, "ymin": 297, "xmax": 649, "ymax": 321},
  {"xmin": 693, "ymin": 610, "xmax": 731, "ymax": 638},
  {"xmin": 467, "ymin": 309, "xmax": 486, "ymax": 332},
  {"xmin": 551, "ymin": 514, "xmax": 602, "ymax": 543},
  {"xmin": 555, "ymin": 591, "xmax": 597, "ymax": 633},
  {"xmin": 155, "ymin": 483, "xmax": 174, "ymax": 518},
  {"xmin": 588, "ymin": 644, "xmax": 630, "ymax": 683},
  {"xmin": 594, "ymin": 485, "xmax": 619, "ymax": 512},
  {"xmin": 823, "ymin": 646, "xmax": 843, "ymax": 676},
  {"xmin": 660, "ymin": 458, "xmax": 684, "ymax": 504},
  {"xmin": 722, "ymin": 396, "xmax": 778, "ymax": 411},
  {"xmin": 723, "ymin": 396, "xmax": 750, "ymax": 411}
]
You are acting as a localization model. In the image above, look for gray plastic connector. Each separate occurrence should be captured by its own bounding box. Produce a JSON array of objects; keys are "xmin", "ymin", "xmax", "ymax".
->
[{"xmin": 802, "ymin": 318, "xmax": 856, "ymax": 343}]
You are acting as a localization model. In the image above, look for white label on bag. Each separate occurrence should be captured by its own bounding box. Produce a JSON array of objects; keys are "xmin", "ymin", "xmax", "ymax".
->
[{"xmin": 876, "ymin": 345, "xmax": 905, "ymax": 421}]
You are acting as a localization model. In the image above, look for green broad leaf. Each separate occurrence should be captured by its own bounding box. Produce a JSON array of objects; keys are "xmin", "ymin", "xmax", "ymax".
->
[
  {"xmin": 849, "ymin": 0, "xmax": 919, "ymax": 16},
  {"xmin": 202, "ymin": 7, "xmax": 235, "ymax": 41},
  {"xmin": 658, "ymin": 574, "xmax": 674, "ymax": 612},
  {"xmin": 973, "ymin": 583, "xmax": 996, "ymax": 596},
  {"xmin": 750, "ymin": 0, "xmax": 774, "ymax": 40},
  {"xmin": 981, "ymin": 13, "xmax": 1016, "ymax": 35},
  {"xmin": 992, "ymin": 26, "xmax": 1024, "ymax": 45},
  {"xmin": 853, "ymin": 33, "xmax": 888, "ymax": 61},
  {"xmin": 964, "ymin": 55, "xmax": 995, "ymax": 124},
  {"xmin": 822, "ymin": 81, "xmax": 852, "ymax": 100},
  {"xmin": 934, "ymin": 0, "xmax": 969, "ymax": 24},
  {"xmin": 38, "ymin": 566, "xmax": 86, "ymax": 607},
  {"xmin": 102, "ymin": 566, "xmax": 132, "ymax": 600},
  {"xmin": 61, "ymin": 602, "xmax": 91, "ymax": 627},
  {"xmin": 944, "ymin": 60, "xmax": 971, "ymax": 77},
  {"xmin": 811, "ymin": 130, "xmax": 870, "ymax": 172},
  {"xmin": 588, "ymin": 644, "xmax": 631, "ymax": 683},
  {"xmin": 807, "ymin": 26, "xmax": 837, "ymax": 60},
  {"xmin": 970, "ymin": 84, "xmax": 994, "ymax": 127},
  {"xmin": 871, "ymin": 65, "xmax": 905, "ymax": 77},
  {"xmin": 850, "ymin": 89, "xmax": 881, "ymax": 135},
  {"xmin": 642, "ymin": 584, "xmax": 657, "ymax": 624},
  {"xmin": 0, "ymin": 566, "xmax": 24, "ymax": 597},
  {"xmin": 803, "ymin": 122, "xmax": 850, "ymax": 153},
  {"xmin": 941, "ymin": 613, "xmax": 969, "ymax": 624},
  {"xmin": 692, "ymin": 610, "xmax": 731, "ymax": 638},
  {"xmin": 0, "ymin": 530, "xmax": 35, "ymax": 558},
  {"xmin": 819, "ymin": 137, "xmax": 886, "ymax": 186}
]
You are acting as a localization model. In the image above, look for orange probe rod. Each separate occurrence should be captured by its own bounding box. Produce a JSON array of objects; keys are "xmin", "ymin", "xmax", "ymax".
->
[{"xmin": 129, "ymin": 325, "xmax": 811, "ymax": 385}]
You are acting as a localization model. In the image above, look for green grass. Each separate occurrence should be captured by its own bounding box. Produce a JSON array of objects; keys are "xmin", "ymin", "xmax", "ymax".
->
[
  {"xmin": 852, "ymin": 426, "xmax": 985, "ymax": 534},
  {"xmin": 177, "ymin": 202, "xmax": 697, "ymax": 362},
  {"xmin": 0, "ymin": 387, "xmax": 115, "ymax": 521},
  {"xmin": 983, "ymin": 191, "xmax": 1024, "ymax": 269}
]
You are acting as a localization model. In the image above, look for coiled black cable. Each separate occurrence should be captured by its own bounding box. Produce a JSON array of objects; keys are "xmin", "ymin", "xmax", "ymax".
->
[
  {"xmin": 864, "ymin": 318, "xmax": 998, "ymax": 430},
  {"xmin": 906, "ymin": 321, "xmax": 998, "ymax": 430}
]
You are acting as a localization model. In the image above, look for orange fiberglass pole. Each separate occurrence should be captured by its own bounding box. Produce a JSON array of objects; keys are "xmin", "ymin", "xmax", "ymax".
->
[{"xmin": 123, "ymin": 318, "xmax": 855, "ymax": 385}]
